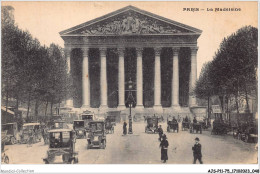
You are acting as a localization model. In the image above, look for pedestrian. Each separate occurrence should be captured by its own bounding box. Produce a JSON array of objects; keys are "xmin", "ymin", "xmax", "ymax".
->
[
  {"xmin": 192, "ymin": 137, "xmax": 203, "ymax": 164},
  {"xmin": 159, "ymin": 134, "xmax": 169, "ymax": 163},
  {"xmin": 193, "ymin": 117, "xmax": 197, "ymax": 124},
  {"xmin": 123, "ymin": 121, "xmax": 127, "ymax": 135},
  {"xmin": 158, "ymin": 125, "xmax": 163, "ymax": 142}
]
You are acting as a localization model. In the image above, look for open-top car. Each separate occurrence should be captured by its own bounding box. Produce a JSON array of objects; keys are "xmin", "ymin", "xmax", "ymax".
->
[
  {"xmin": 167, "ymin": 116, "xmax": 179, "ymax": 133},
  {"xmin": 73, "ymin": 120, "xmax": 86, "ymax": 138},
  {"xmin": 211, "ymin": 120, "xmax": 229, "ymax": 135},
  {"xmin": 43, "ymin": 129, "xmax": 78, "ymax": 164},
  {"xmin": 2, "ymin": 123, "xmax": 19, "ymax": 144},
  {"xmin": 87, "ymin": 121, "xmax": 106, "ymax": 149},
  {"xmin": 20, "ymin": 123, "xmax": 42, "ymax": 144},
  {"xmin": 181, "ymin": 117, "xmax": 190, "ymax": 131},
  {"xmin": 233, "ymin": 121, "xmax": 258, "ymax": 143},
  {"xmin": 81, "ymin": 114, "xmax": 94, "ymax": 132},
  {"xmin": 190, "ymin": 122, "xmax": 202, "ymax": 134},
  {"xmin": 145, "ymin": 116, "xmax": 159, "ymax": 134}
]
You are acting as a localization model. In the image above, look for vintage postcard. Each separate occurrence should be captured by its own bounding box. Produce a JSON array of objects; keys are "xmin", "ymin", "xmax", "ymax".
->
[{"xmin": 1, "ymin": 1, "xmax": 258, "ymax": 173}]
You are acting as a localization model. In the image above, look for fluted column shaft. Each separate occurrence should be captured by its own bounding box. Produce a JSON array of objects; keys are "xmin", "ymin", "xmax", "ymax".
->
[
  {"xmin": 118, "ymin": 48, "xmax": 126, "ymax": 109},
  {"xmin": 172, "ymin": 48, "xmax": 180, "ymax": 107},
  {"xmin": 82, "ymin": 48, "xmax": 90, "ymax": 108},
  {"xmin": 100, "ymin": 48, "xmax": 108, "ymax": 108},
  {"xmin": 189, "ymin": 47, "xmax": 198, "ymax": 106},
  {"xmin": 136, "ymin": 47, "xmax": 144, "ymax": 109},
  {"xmin": 65, "ymin": 47, "xmax": 73, "ymax": 107},
  {"xmin": 154, "ymin": 47, "xmax": 162, "ymax": 109}
]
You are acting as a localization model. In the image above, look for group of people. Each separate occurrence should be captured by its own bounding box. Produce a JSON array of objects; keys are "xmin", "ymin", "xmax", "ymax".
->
[{"xmin": 157, "ymin": 124, "xmax": 203, "ymax": 164}]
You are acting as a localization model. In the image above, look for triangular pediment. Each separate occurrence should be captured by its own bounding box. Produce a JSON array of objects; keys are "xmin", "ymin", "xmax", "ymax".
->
[{"xmin": 60, "ymin": 5, "xmax": 202, "ymax": 36}]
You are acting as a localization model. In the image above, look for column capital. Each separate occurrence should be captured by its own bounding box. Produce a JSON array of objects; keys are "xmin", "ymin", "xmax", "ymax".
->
[
  {"xmin": 99, "ymin": 47, "xmax": 107, "ymax": 56},
  {"xmin": 136, "ymin": 47, "xmax": 143, "ymax": 57},
  {"xmin": 172, "ymin": 47, "xmax": 180, "ymax": 56},
  {"xmin": 64, "ymin": 47, "xmax": 72, "ymax": 55},
  {"xmin": 117, "ymin": 47, "xmax": 125, "ymax": 57},
  {"xmin": 190, "ymin": 47, "xmax": 198, "ymax": 55},
  {"xmin": 154, "ymin": 47, "xmax": 162, "ymax": 56},
  {"xmin": 82, "ymin": 47, "xmax": 89, "ymax": 56}
]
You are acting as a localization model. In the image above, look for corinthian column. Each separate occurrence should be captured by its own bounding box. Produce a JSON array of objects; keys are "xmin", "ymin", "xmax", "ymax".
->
[
  {"xmin": 82, "ymin": 48, "xmax": 90, "ymax": 108},
  {"xmin": 100, "ymin": 47, "xmax": 108, "ymax": 109},
  {"xmin": 136, "ymin": 47, "xmax": 144, "ymax": 109},
  {"xmin": 117, "ymin": 47, "xmax": 126, "ymax": 110},
  {"xmin": 172, "ymin": 47, "xmax": 180, "ymax": 108},
  {"xmin": 153, "ymin": 47, "xmax": 162, "ymax": 110},
  {"xmin": 189, "ymin": 47, "xmax": 198, "ymax": 107},
  {"xmin": 65, "ymin": 47, "xmax": 73, "ymax": 108}
]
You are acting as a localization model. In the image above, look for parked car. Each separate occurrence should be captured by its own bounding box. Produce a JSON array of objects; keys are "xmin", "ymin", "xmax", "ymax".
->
[
  {"xmin": 167, "ymin": 116, "xmax": 179, "ymax": 133},
  {"xmin": 20, "ymin": 123, "xmax": 42, "ymax": 144},
  {"xmin": 2, "ymin": 123, "xmax": 19, "ymax": 144}
]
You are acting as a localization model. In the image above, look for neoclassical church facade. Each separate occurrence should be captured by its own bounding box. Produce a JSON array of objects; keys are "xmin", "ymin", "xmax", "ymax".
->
[{"xmin": 59, "ymin": 6, "xmax": 202, "ymax": 115}]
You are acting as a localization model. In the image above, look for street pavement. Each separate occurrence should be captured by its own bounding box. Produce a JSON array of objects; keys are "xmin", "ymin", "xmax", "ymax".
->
[{"xmin": 4, "ymin": 122, "xmax": 258, "ymax": 164}]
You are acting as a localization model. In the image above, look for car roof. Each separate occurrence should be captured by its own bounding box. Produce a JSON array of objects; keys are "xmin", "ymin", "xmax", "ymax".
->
[
  {"xmin": 89, "ymin": 121, "xmax": 104, "ymax": 123},
  {"xmin": 48, "ymin": 129, "xmax": 73, "ymax": 133},
  {"xmin": 2, "ymin": 123, "xmax": 16, "ymax": 125},
  {"xmin": 23, "ymin": 123, "xmax": 40, "ymax": 126}
]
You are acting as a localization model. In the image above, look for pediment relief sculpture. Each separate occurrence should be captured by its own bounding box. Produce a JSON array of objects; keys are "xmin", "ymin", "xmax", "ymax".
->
[{"xmin": 81, "ymin": 15, "xmax": 184, "ymax": 35}]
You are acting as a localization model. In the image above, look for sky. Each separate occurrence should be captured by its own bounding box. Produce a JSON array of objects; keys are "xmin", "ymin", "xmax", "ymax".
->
[{"xmin": 2, "ymin": 1, "xmax": 258, "ymax": 77}]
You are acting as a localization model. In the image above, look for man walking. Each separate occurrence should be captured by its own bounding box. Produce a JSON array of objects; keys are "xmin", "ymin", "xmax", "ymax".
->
[
  {"xmin": 192, "ymin": 137, "xmax": 203, "ymax": 164},
  {"xmin": 123, "ymin": 122, "xmax": 127, "ymax": 135}
]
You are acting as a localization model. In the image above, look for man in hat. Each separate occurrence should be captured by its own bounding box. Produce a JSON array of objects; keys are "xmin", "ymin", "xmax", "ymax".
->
[
  {"xmin": 158, "ymin": 125, "xmax": 163, "ymax": 142},
  {"xmin": 192, "ymin": 137, "xmax": 203, "ymax": 164},
  {"xmin": 159, "ymin": 134, "xmax": 169, "ymax": 163}
]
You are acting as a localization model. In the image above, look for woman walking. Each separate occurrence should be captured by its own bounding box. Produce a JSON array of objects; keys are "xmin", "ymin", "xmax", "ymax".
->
[
  {"xmin": 123, "ymin": 122, "xmax": 127, "ymax": 135},
  {"xmin": 159, "ymin": 134, "xmax": 169, "ymax": 163}
]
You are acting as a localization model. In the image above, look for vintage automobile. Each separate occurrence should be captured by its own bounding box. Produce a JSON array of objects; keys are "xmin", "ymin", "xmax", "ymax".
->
[
  {"xmin": 145, "ymin": 116, "xmax": 159, "ymax": 134},
  {"xmin": 181, "ymin": 117, "xmax": 190, "ymax": 131},
  {"xmin": 167, "ymin": 116, "xmax": 179, "ymax": 133},
  {"xmin": 2, "ymin": 123, "xmax": 19, "ymax": 144},
  {"xmin": 20, "ymin": 123, "xmax": 42, "ymax": 144},
  {"xmin": 105, "ymin": 117, "xmax": 115, "ymax": 134},
  {"xmin": 43, "ymin": 129, "xmax": 78, "ymax": 164},
  {"xmin": 233, "ymin": 122, "xmax": 258, "ymax": 143},
  {"xmin": 73, "ymin": 120, "xmax": 86, "ymax": 138},
  {"xmin": 87, "ymin": 121, "xmax": 106, "ymax": 149},
  {"xmin": 190, "ymin": 122, "xmax": 202, "ymax": 134},
  {"xmin": 211, "ymin": 120, "xmax": 229, "ymax": 135},
  {"xmin": 81, "ymin": 113, "xmax": 94, "ymax": 132}
]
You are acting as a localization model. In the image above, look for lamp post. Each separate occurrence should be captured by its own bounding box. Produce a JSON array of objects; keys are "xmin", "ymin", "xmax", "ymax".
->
[{"xmin": 128, "ymin": 79, "xmax": 133, "ymax": 134}]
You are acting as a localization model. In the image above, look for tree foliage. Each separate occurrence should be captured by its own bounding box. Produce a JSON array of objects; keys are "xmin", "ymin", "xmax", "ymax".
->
[
  {"xmin": 1, "ymin": 6, "xmax": 67, "ymax": 120},
  {"xmin": 195, "ymin": 26, "xmax": 258, "ymax": 113}
]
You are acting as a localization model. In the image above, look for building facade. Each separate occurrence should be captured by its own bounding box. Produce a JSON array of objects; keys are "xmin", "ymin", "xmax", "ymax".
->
[{"xmin": 60, "ymin": 6, "xmax": 202, "ymax": 114}]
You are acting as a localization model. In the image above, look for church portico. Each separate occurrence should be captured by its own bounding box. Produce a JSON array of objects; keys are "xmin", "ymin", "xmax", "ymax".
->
[{"xmin": 60, "ymin": 5, "xmax": 202, "ymax": 114}]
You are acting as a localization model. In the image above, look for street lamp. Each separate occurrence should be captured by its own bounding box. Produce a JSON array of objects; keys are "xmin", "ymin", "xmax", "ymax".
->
[{"xmin": 128, "ymin": 79, "xmax": 134, "ymax": 134}]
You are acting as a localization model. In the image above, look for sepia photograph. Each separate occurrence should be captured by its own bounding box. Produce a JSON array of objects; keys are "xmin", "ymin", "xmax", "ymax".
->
[{"xmin": 0, "ymin": 0, "xmax": 259, "ymax": 173}]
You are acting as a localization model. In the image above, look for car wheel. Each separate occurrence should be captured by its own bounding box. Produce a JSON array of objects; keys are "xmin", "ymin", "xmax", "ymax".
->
[
  {"xmin": 10, "ymin": 137, "xmax": 16, "ymax": 145},
  {"xmin": 4, "ymin": 156, "xmax": 9, "ymax": 164}
]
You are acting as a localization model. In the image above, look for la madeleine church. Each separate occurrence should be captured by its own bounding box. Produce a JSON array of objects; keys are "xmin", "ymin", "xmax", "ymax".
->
[{"xmin": 59, "ymin": 5, "xmax": 202, "ymax": 116}]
